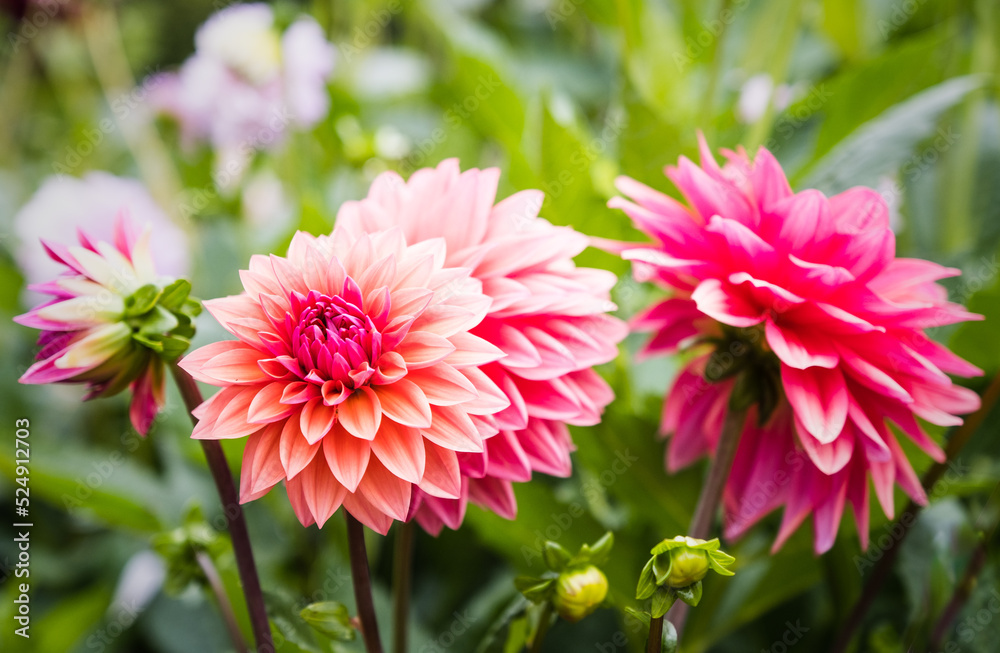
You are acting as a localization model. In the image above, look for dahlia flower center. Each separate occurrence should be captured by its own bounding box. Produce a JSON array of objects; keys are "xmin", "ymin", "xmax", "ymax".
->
[
  {"xmin": 289, "ymin": 290, "xmax": 383, "ymax": 388},
  {"xmin": 705, "ymin": 324, "xmax": 780, "ymax": 421}
]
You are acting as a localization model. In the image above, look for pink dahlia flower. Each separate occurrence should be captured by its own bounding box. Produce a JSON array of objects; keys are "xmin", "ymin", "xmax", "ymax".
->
[
  {"xmin": 179, "ymin": 228, "xmax": 512, "ymax": 534},
  {"xmin": 609, "ymin": 136, "xmax": 982, "ymax": 554},
  {"xmin": 151, "ymin": 3, "xmax": 334, "ymax": 161},
  {"xmin": 15, "ymin": 217, "xmax": 199, "ymax": 435},
  {"xmin": 335, "ymin": 160, "xmax": 627, "ymax": 533}
]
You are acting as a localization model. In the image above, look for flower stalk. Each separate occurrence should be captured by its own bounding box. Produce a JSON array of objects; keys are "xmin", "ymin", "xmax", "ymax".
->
[
  {"xmin": 665, "ymin": 405, "xmax": 747, "ymax": 641},
  {"xmin": 171, "ymin": 364, "xmax": 274, "ymax": 653},
  {"xmin": 392, "ymin": 520, "xmax": 414, "ymax": 653},
  {"xmin": 346, "ymin": 512, "xmax": 385, "ymax": 653},
  {"xmin": 195, "ymin": 550, "xmax": 249, "ymax": 653}
]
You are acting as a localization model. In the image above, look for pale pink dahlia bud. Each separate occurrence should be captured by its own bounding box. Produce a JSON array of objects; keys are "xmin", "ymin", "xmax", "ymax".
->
[
  {"xmin": 609, "ymin": 135, "xmax": 983, "ymax": 554},
  {"xmin": 179, "ymin": 228, "xmax": 511, "ymax": 534},
  {"xmin": 334, "ymin": 159, "xmax": 628, "ymax": 533},
  {"xmin": 15, "ymin": 217, "xmax": 200, "ymax": 435}
]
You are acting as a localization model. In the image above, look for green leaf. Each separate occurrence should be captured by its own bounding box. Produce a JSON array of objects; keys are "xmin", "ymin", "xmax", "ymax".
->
[
  {"xmin": 800, "ymin": 75, "xmax": 987, "ymax": 194},
  {"xmin": 579, "ymin": 531, "xmax": 615, "ymax": 566},
  {"xmin": 650, "ymin": 586, "xmax": 676, "ymax": 619},
  {"xmin": 124, "ymin": 283, "xmax": 163, "ymax": 317},
  {"xmin": 137, "ymin": 305, "xmax": 180, "ymax": 336},
  {"xmin": 158, "ymin": 279, "xmax": 192, "ymax": 311},
  {"xmin": 624, "ymin": 607, "xmax": 651, "ymax": 630},
  {"xmin": 636, "ymin": 558, "xmax": 657, "ymax": 600},
  {"xmin": 543, "ymin": 541, "xmax": 573, "ymax": 571},
  {"xmin": 299, "ymin": 601, "xmax": 356, "ymax": 641},
  {"xmin": 674, "ymin": 581, "xmax": 702, "ymax": 607},
  {"xmin": 516, "ymin": 577, "xmax": 555, "ymax": 604}
]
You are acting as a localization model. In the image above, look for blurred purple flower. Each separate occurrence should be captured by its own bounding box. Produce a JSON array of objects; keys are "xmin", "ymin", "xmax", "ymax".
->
[{"xmin": 151, "ymin": 3, "xmax": 335, "ymax": 159}]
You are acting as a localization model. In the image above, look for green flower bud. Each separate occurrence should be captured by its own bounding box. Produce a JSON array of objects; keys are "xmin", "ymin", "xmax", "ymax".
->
[
  {"xmin": 553, "ymin": 565, "xmax": 608, "ymax": 623},
  {"xmin": 665, "ymin": 546, "xmax": 709, "ymax": 588}
]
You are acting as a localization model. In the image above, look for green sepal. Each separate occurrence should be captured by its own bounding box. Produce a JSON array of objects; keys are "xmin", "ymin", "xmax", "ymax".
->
[
  {"xmin": 299, "ymin": 601, "xmax": 356, "ymax": 641},
  {"xmin": 515, "ymin": 576, "xmax": 555, "ymax": 603},
  {"xmin": 543, "ymin": 541, "xmax": 573, "ymax": 572},
  {"xmin": 575, "ymin": 531, "xmax": 614, "ymax": 566},
  {"xmin": 674, "ymin": 581, "xmax": 702, "ymax": 607},
  {"xmin": 652, "ymin": 552, "xmax": 673, "ymax": 585},
  {"xmin": 650, "ymin": 586, "xmax": 676, "ymax": 618},
  {"xmin": 158, "ymin": 279, "xmax": 193, "ymax": 312},
  {"xmin": 124, "ymin": 284, "xmax": 163, "ymax": 317},
  {"xmin": 636, "ymin": 558, "xmax": 657, "ymax": 600}
]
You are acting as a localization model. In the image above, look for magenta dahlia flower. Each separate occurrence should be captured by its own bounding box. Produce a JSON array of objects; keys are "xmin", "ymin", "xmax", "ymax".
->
[
  {"xmin": 15, "ymin": 217, "xmax": 199, "ymax": 434},
  {"xmin": 179, "ymin": 228, "xmax": 512, "ymax": 534},
  {"xmin": 609, "ymin": 136, "xmax": 982, "ymax": 554},
  {"xmin": 335, "ymin": 160, "xmax": 627, "ymax": 533}
]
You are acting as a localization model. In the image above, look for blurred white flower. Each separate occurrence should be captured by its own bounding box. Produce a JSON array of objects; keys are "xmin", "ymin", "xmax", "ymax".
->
[
  {"xmin": 14, "ymin": 172, "xmax": 190, "ymax": 288},
  {"xmin": 374, "ymin": 125, "xmax": 411, "ymax": 159},
  {"xmin": 345, "ymin": 47, "xmax": 431, "ymax": 100},
  {"xmin": 110, "ymin": 551, "xmax": 166, "ymax": 617},
  {"xmin": 737, "ymin": 73, "xmax": 795, "ymax": 124},
  {"xmin": 151, "ymin": 3, "xmax": 335, "ymax": 159}
]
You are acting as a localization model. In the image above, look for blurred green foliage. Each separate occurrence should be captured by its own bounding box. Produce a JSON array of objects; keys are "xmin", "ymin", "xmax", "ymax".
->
[{"xmin": 0, "ymin": 0, "xmax": 998, "ymax": 652}]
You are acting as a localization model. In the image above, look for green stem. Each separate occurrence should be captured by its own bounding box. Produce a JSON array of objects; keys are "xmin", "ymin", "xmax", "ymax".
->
[
  {"xmin": 195, "ymin": 550, "xmax": 250, "ymax": 653},
  {"xmin": 530, "ymin": 603, "xmax": 554, "ymax": 653},
  {"xmin": 171, "ymin": 364, "xmax": 275, "ymax": 653},
  {"xmin": 347, "ymin": 513, "xmax": 385, "ymax": 653},
  {"xmin": 667, "ymin": 405, "xmax": 749, "ymax": 642},
  {"xmin": 392, "ymin": 521, "xmax": 415, "ymax": 653}
]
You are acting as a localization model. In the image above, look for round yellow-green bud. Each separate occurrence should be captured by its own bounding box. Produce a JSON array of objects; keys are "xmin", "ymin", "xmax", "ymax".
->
[
  {"xmin": 553, "ymin": 565, "xmax": 608, "ymax": 623},
  {"xmin": 666, "ymin": 548, "xmax": 709, "ymax": 587}
]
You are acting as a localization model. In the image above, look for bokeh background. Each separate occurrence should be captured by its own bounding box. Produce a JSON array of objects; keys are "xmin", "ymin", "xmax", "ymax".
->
[{"xmin": 1, "ymin": 0, "xmax": 999, "ymax": 651}]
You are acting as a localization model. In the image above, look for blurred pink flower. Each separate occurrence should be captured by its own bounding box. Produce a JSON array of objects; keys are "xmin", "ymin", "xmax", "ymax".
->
[
  {"xmin": 179, "ymin": 228, "xmax": 511, "ymax": 534},
  {"xmin": 14, "ymin": 172, "xmax": 189, "ymax": 288},
  {"xmin": 335, "ymin": 160, "xmax": 627, "ymax": 533},
  {"xmin": 15, "ymin": 217, "xmax": 196, "ymax": 435},
  {"xmin": 151, "ymin": 3, "xmax": 334, "ymax": 160},
  {"xmin": 609, "ymin": 136, "xmax": 982, "ymax": 554}
]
